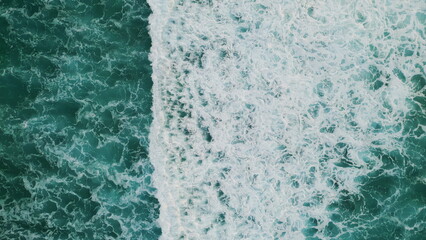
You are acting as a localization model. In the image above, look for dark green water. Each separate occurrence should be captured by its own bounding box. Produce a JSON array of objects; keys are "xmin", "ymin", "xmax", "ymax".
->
[
  {"xmin": 0, "ymin": 0, "xmax": 160, "ymax": 239},
  {"xmin": 318, "ymin": 65, "xmax": 426, "ymax": 239}
]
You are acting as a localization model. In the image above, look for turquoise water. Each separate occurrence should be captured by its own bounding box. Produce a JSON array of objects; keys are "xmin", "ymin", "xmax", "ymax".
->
[
  {"xmin": 1, "ymin": 0, "xmax": 425, "ymax": 239},
  {"xmin": 0, "ymin": 0, "xmax": 160, "ymax": 239}
]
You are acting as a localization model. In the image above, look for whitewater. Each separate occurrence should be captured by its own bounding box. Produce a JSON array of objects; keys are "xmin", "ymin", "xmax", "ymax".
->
[{"xmin": 148, "ymin": 0, "xmax": 425, "ymax": 239}]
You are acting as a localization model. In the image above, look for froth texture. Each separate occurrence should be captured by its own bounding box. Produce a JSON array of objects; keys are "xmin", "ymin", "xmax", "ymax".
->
[{"xmin": 148, "ymin": 0, "xmax": 425, "ymax": 239}]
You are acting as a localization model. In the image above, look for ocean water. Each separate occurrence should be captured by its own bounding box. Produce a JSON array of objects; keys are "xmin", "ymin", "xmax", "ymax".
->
[
  {"xmin": 0, "ymin": 0, "xmax": 425, "ymax": 239},
  {"xmin": 0, "ymin": 0, "xmax": 160, "ymax": 239},
  {"xmin": 148, "ymin": 0, "xmax": 425, "ymax": 239}
]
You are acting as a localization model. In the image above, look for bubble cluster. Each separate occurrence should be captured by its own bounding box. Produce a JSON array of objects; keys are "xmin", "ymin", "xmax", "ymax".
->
[{"xmin": 149, "ymin": 0, "xmax": 425, "ymax": 239}]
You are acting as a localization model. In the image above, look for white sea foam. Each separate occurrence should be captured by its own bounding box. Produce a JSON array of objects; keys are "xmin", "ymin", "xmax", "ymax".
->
[{"xmin": 148, "ymin": 0, "xmax": 425, "ymax": 239}]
